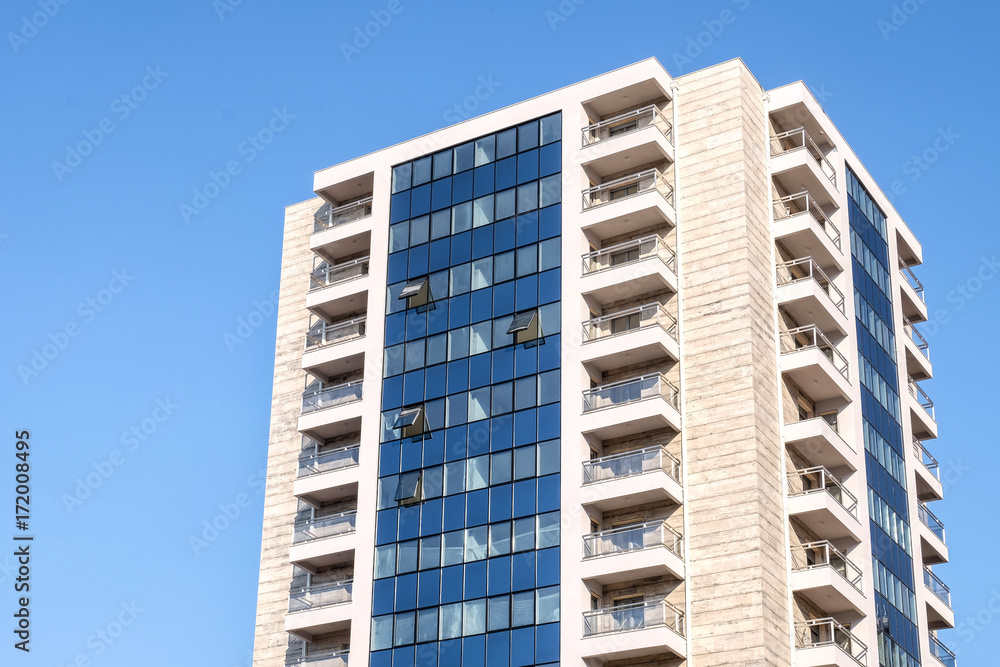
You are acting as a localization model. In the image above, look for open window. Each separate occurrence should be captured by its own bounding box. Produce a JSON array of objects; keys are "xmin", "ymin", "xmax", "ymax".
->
[
  {"xmin": 507, "ymin": 309, "xmax": 540, "ymax": 345},
  {"xmin": 399, "ymin": 278, "xmax": 430, "ymax": 308},
  {"xmin": 394, "ymin": 470, "xmax": 422, "ymax": 504},
  {"xmin": 393, "ymin": 406, "xmax": 425, "ymax": 438}
]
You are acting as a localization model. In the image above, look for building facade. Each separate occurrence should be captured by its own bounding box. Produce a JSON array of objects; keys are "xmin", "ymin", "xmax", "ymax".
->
[{"xmin": 252, "ymin": 58, "xmax": 954, "ymax": 667}]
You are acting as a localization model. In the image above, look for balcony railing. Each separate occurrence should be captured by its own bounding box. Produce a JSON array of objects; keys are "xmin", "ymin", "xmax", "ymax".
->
[
  {"xmin": 582, "ymin": 302, "xmax": 677, "ymax": 343},
  {"xmin": 790, "ymin": 541, "xmax": 863, "ymax": 592},
  {"xmin": 776, "ymin": 256, "xmax": 846, "ymax": 315},
  {"xmin": 908, "ymin": 379, "xmax": 935, "ymax": 419},
  {"xmin": 772, "ymin": 127, "xmax": 838, "ymax": 187},
  {"xmin": 930, "ymin": 635, "xmax": 957, "ymax": 667},
  {"xmin": 582, "ymin": 234, "xmax": 676, "ymax": 276},
  {"xmin": 305, "ymin": 317, "xmax": 367, "ymax": 350},
  {"xmin": 582, "ymin": 445, "xmax": 681, "ymax": 485},
  {"xmin": 314, "ymin": 196, "xmax": 372, "ymax": 233},
  {"xmin": 293, "ymin": 510, "xmax": 357, "ymax": 544},
  {"xmin": 900, "ymin": 262, "xmax": 926, "ymax": 303},
  {"xmin": 780, "ymin": 324, "xmax": 850, "ymax": 380},
  {"xmin": 583, "ymin": 598, "xmax": 684, "ymax": 638},
  {"xmin": 923, "ymin": 567, "xmax": 952, "ymax": 607},
  {"xmin": 309, "ymin": 257, "xmax": 370, "ymax": 291},
  {"xmin": 583, "ymin": 520, "xmax": 683, "ymax": 559},
  {"xmin": 795, "ymin": 618, "xmax": 867, "ymax": 666},
  {"xmin": 298, "ymin": 443, "xmax": 360, "ymax": 478},
  {"xmin": 286, "ymin": 650, "xmax": 350, "ymax": 667},
  {"xmin": 788, "ymin": 466, "xmax": 858, "ymax": 518},
  {"xmin": 913, "ymin": 439, "xmax": 940, "ymax": 480},
  {"xmin": 918, "ymin": 502, "xmax": 946, "ymax": 542},
  {"xmin": 903, "ymin": 318, "xmax": 930, "ymax": 359},
  {"xmin": 582, "ymin": 373, "xmax": 679, "ymax": 413},
  {"xmin": 774, "ymin": 191, "xmax": 841, "ymax": 250},
  {"xmin": 302, "ymin": 379, "xmax": 363, "ymax": 414},
  {"xmin": 581, "ymin": 168, "xmax": 674, "ymax": 210},
  {"xmin": 582, "ymin": 105, "xmax": 673, "ymax": 147},
  {"xmin": 288, "ymin": 580, "xmax": 353, "ymax": 613}
]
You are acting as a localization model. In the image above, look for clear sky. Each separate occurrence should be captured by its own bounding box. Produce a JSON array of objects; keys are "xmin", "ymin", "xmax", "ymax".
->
[{"xmin": 1, "ymin": 0, "xmax": 997, "ymax": 664}]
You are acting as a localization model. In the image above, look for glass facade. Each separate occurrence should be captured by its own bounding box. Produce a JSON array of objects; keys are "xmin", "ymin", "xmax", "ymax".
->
[
  {"xmin": 373, "ymin": 114, "xmax": 563, "ymax": 667},
  {"xmin": 847, "ymin": 168, "xmax": 921, "ymax": 667}
]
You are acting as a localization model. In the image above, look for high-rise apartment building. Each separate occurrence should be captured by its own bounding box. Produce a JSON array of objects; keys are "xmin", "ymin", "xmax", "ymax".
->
[{"xmin": 252, "ymin": 58, "xmax": 954, "ymax": 667}]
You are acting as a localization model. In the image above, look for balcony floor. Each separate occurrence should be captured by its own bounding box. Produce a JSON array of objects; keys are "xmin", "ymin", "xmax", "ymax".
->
[
  {"xmin": 285, "ymin": 601, "xmax": 353, "ymax": 642},
  {"xmin": 791, "ymin": 566, "xmax": 867, "ymax": 615},
  {"xmin": 294, "ymin": 466, "xmax": 361, "ymax": 508},
  {"xmin": 784, "ymin": 418, "xmax": 857, "ymax": 471},
  {"xmin": 306, "ymin": 277, "xmax": 371, "ymax": 322},
  {"xmin": 771, "ymin": 148, "xmax": 839, "ymax": 209},
  {"xmin": 579, "ymin": 191, "xmax": 676, "ymax": 242},
  {"xmin": 787, "ymin": 492, "xmax": 863, "ymax": 543},
  {"xmin": 580, "ymin": 624, "xmax": 685, "ymax": 663},
  {"xmin": 298, "ymin": 400, "xmax": 364, "ymax": 443},
  {"xmin": 288, "ymin": 532, "xmax": 357, "ymax": 574},
  {"xmin": 780, "ymin": 348, "xmax": 852, "ymax": 403},
  {"xmin": 302, "ymin": 342, "xmax": 366, "ymax": 383},
  {"xmin": 581, "ymin": 258, "xmax": 677, "ymax": 305},
  {"xmin": 776, "ymin": 279, "xmax": 849, "ymax": 336},
  {"xmin": 581, "ymin": 127, "xmax": 674, "ymax": 179},
  {"xmin": 580, "ymin": 545, "xmax": 684, "ymax": 585},
  {"xmin": 580, "ymin": 326, "xmax": 679, "ymax": 372},
  {"xmin": 774, "ymin": 211, "xmax": 845, "ymax": 272},
  {"xmin": 580, "ymin": 468, "xmax": 683, "ymax": 511},
  {"xmin": 579, "ymin": 396, "xmax": 681, "ymax": 441}
]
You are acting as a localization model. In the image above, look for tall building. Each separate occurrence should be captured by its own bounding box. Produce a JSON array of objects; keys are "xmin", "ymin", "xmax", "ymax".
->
[{"xmin": 252, "ymin": 58, "xmax": 954, "ymax": 667}]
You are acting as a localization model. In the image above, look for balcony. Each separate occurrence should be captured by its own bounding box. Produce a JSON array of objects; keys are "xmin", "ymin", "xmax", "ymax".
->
[
  {"xmin": 790, "ymin": 542, "xmax": 866, "ymax": 615},
  {"xmin": 581, "ymin": 445, "xmax": 683, "ymax": 510},
  {"xmin": 902, "ymin": 319, "xmax": 932, "ymax": 380},
  {"xmin": 907, "ymin": 378, "xmax": 937, "ymax": 440},
  {"xmin": 912, "ymin": 439, "xmax": 943, "ymax": 502},
  {"xmin": 787, "ymin": 467, "xmax": 863, "ymax": 542},
  {"xmin": 314, "ymin": 197, "xmax": 372, "ymax": 234},
  {"xmin": 580, "ymin": 303, "xmax": 679, "ymax": 371},
  {"xmin": 302, "ymin": 317, "xmax": 367, "ymax": 381},
  {"xmin": 580, "ymin": 521, "xmax": 684, "ymax": 584},
  {"xmin": 298, "ymin": 379, "xmax": 364, "ymax": 442},
  {"xmin": 899, "ymin": 263, "xmax": 928, "ymax": 323},
  {"xmin": 923, "ymin": 567, "xmax": 955, "ymax": 630},
  {"xmin": 580, "ymin": 599, "xmax": 685, "ymax": 661},
  {"xmin": 581, "ymin": 106, "xmax": 674, "ymax": 178},
  {"xmin": 306, "ymin": 257, "xmax": 371, "ymax": 321},
  {"xmin": 579, "ymin": 169, "xmax": 676, "ymax": 240},
  {"xmin": 929, "ymin": 635, "xmax": 957, "ymax": 667},
  {"xmin": 774, "ymin": 191, "xmax": 844, "ymax": 270},
  {"xmin": 784, "ymin": 417, "xmax": 856, "ymax": 471},
  {"xmin": 771, "ymin": 127, "xmax": 839, "ymax": 207},
  {"xmin": 580, "ymin": 373, "xmax": 681, "ymax": 440},
  {"xmin": 776, "ymin": 257, "xmax": 849, "ymax": 335},
  {"xmin": 917, "ymin": 502, "xmax": 949, "ymax": 565},
  {"xmin": 780, "ymin": 325, "xmax": 852, "ymax": 402},
  {"xmin": 294, "ymin": 444, "xmax": 361, "ymax": 507},
  {"xmin": 286, "ymin": 580, "xmax": 353, "ymax": 642},
  {"xmin": 289, "ymin": 511, "xmax": 357, "ymax": 573},
  {"xmin": 580, "ymin": 235, "xmax": 677, "ymax": 304},
  {"xmin": 312, "ymin": 197, "xmax": 373, "ymax": 264},
  {"xmin": 286, "ymin": 650, "xmax": 349, "ymax": 667},
  {"xmin": 794, "ymin": 618, "xmax": 867, "ymax": 667}
]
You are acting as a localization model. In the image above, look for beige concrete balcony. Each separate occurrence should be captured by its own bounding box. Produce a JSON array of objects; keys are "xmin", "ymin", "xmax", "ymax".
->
[
  {"xmin": 784, "ymin": 417, "xmax": 857, "ymax": 471},
  {"xmin": 917, "ymin": 501, "xmax": 949, "ymax": 565},
  {"xmin": 581, "ymin": 106, "xmax": 674, "ymax": 178},
  {"xmin": 913, "ymin": 439, "xmax": 943, "ymax": 502},
  {"xmin": 580, "ymin": 302, "xmax": 679, "ymax": 371},
  {"xmin": 771, "ymin": 127, "xmax": 840, "ymax": 208},
  {"xmin": 302, "ymin": 316, "xmax": 366, "ymax": 382},
  {"xmin": 923, "ymin": 567, "xmax": 955, "ymax": 630},
  {"xmin": 794, "ymin": 618, "xmax": 868, "ymax": 667},
  {"xmin": 306, "ymin": 257, "xmax": 371, "ymax": 322},
  {"xmin": 580, "ymin": 373, "xmax": 681, "ymax": 440},
  {"xmin": 311, "ymin": 197, "xmax": 372, "ymax": 264},
  {"xmin": 580, "ymin": 598, "xmax": 685, "ymax": 662},
  {"xmin": 907, "ymin": 378, "xmax": 938, "ymax": 440},
  {"xmin": 579, "ymin": 169, "xmax": 676, "ymax": 240},
  {"xmin": 581, "ymin": 445, "xmax": 683, "ymax": 510},
  {"xmin": 580, "ymin": 520, "xmax": 684, "ymax": 585},
  {"xmin": 286, "ymin": 650, "xmax": 349, "ymax": 667},
  {"xmin": 790, "ymin": 542, "xmax": 866, "ymax": 615},
  {"xmin": 787, "ymin": 467, "xmax": 863, "ymax": 542},
  {"xmin": 899, "ymin": 263, "xmax": 928, "ymax": 323},
  {"xmin": 776, "ymin": 257, "xmax": 849, "ymax": 335},
  {"xmin": 294, "ymin": 444, "xmax": 361, "ymax": 507},
  {"xmin": 929, "ymin": 635, "xmax": 957, "ymax": 667},
  {"xmin": 902, "ymin": 319, "xmax": 932, "ymax": 381},
  {"xmin": 780, "ymin": 325, "xmax": 852, "ymax": 402},
  {"xmin": 580, "ymin": 235, "xmax": 677, "ymax": 304},
  {"xmin": 774, "ymin": 191, "xmax": 844, "ymax": 270},
  {"xmin": 288, "ymin": 511, "xmax": 357, "ymax": 574},
  {"xmin": 285, "ymin": 580, "xmax": 353, "ymax": 641},
  {"xmin": 297, "ymin": 378, "xmax": 364, "ymax": 442}
]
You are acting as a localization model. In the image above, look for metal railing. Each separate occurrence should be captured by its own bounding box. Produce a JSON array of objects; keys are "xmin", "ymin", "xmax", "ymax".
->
[
  {"xmin": 582, "ymin": 105, "xmax": 673, "ymax": 147},
  {"xmin": 929, "ymin": 635, "xmax": 957, "ymax": 667},
  {"xmin": 582, "ymin": 373, "xmax": 679, "ymax": 413},
  {"xmin": 913, "ymin": 439, "xmax": 940, "ymax": 480},
  {"xmin": 581, "ymin": 168, "xmax": 674, "ymax": 210},
  {"xmin": 298, "ymin": 443, "xmax": 360, "ymax": 478},
  {"xmin": 286, "ymin": 650, "xmax": 350, "ymax": 667},
  {"xmin": 773, "ymin": 191, "xmax": 841, "ymax": 250},
  {"xmin": 918, "ymin": 502, "xmax": 946, "ymax": 542},
  {"xmin": 900, "ymin": 262, "xmax": 926, "ymax": 302},
  {"xmin": 795, "ymin": 618, "xmax": 867, "ymax": 666},
  {"xmin": 288, "ymin": 580, "xmax": 353, "ymax": 613},
  {"xmin": 314, "ymin": 196, "xmax": 372, "ymax": 233},
  {"xmin": 583, "ymin": 520, "xmax": 683, "ymax": 559},
  {"xmin": 583, "ymin": 445, "xmax": 681, "ymax": 485},
  {"xmin": 788, "ymin": 466, "xmax": 859, "ymax": 518},
  {"xmin": 293, "ymin": 510, "xmax": 357, "ymax": 544},
  {"xmin": 582, "ymin": 302, "xmax": 678, "ymax": 343},
  {"xmin": 305, "ymin": 317, "xmax": 367, "ymax": 350},
  {"xmin": 583, "ymin": 598, "xmax": 684, "ymax": 638},
  {"xmin": 776, "ymin": 256, "xmax": 846, "ymax": 314},
  {"xmin": 302, "ymin": 379, "xmax": 363, "ymax": 414},
  {"xmin": 581, "ymin": 234, "xmax": 675, "ymax": 276},
  {"xmin": 908, "ymin": 379, "xmax": 935, "ymax": 419},
  {"xmin": 790, "ymin": 541, "xmax": 863, "ymax": 592},
  {"xmin": 772, "ymin": 127, "xmax": 838, "ymax": 187},
  {"xmin": 924, "ymin": 568, "xmax": 952, "ymax": 607},
  {"xmin": 903, "ymin": 318, "xmax": 930, "ymax": 359},
  {"xmin": 309, "ymin": 257, "xmax": 370, "ymax": 291},
  {"xmin": 779, "ymin": 324, "xmax": 850, "ymax": 380}
]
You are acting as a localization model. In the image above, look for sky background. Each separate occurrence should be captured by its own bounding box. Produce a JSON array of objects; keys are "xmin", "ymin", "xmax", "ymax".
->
[{"xmin": 1, "ymin": 0, "xmax": 997, "ymax": 664}]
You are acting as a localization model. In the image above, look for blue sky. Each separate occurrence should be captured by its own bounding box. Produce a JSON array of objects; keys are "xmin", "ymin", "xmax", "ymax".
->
[{"xmin": 1, "ymin": 0, "xmax": 996, "ymax": 664}]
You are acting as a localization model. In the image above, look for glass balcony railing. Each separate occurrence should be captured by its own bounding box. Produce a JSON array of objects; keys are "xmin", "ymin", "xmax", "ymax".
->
[
  {"xmin": 582, "ymin": 302, "xmax": 677, "ymax": 343},
  {"xmin": 301, "ymin": 379, "xmax": 363, "ymax": 414},
  {"xmin": 581, "ymin": 168, "xmax": 674, "ymax": 210},
  {"xmin": 305, "ymin": 317, "xmax": 367, "ymax": 350},
  {"xmin": 779, "ymin": 324, "xmax": 850, "ymax": 380},
  {"xmin": 900, "ymin": 261, "xmax": 926, "ymax": 303},
  {"xmin": 908, "ymin": 378, "xmax": 936, "ymax": 419},
  {"xmin": 930, "ymin": 635, "xmax": 957, "ymax": 667},
  {"xmin": 582, "ymin": 445, "xmax": 681, "ymax": 485},
  {"xmin": 293, "ymin": 511, "xmax": 357, "ymax": 545},
  {"xmin": 771, "ymin": 127, "xmax": 838, "ymax": 187},
  {"xmin": 582, "ymin": 234, "xmax": 675, "ymax": 276},
  {"xmin": 776, "ymin": 256, "xmax": 846, "ymax": 314},
  {"xmin": 788, "ymin": 466, "xmax": 859, "ymax": 518},
  {"xmin": 314, "ymin": 196, "xmax": 372, "ymax": 233},
  {"xmin": 286, "ymin": 650, "xmax": 350, "ymax": 667},
  {"xmin": 773, "ymin": 191, "xmax": 841, "ymax": 250},
  {"xmin": 918, "ymin": 502, "xmax": 946, "ymax": 542},
  {"xmin": 288, "ymin": 580, "xmax": 353, "ymax": 613},
  {"xmin": 309, "ymin": 257, "xmax": 370, "ymax": 291},
  {"xmin": 903, "ymin": 318, "xmax": 930, "ymax": 359},
  {"xmin": 583, "ymin": 520, "xmax": 682, "ymax": 559},
  {"xmin": 583, "ymin": 598, "xmax": 684, "ymax": 638},
  {"xmin": 582, "ymin": 105, "xmax": 673, "ymax": 147},
  {"xmin": 582, "ymin": 373, "xmax": 679, "ymax": 413},
  {"xmin": 298, "ymin": 444, "xmax": 360, "ymax": 478},
  {"xmin": 795, "ymin": 618, "xmax": 867, "ymax": 666},
  {"xmin": 923, "ymin": 567, "xmax": 952, "ymax": 607},
  {"xmin": 913, "ymin": 439, "xmax": 940, "ymax": 480},
  {"xmin": 790, "ymin": 541, "xmax": 863, "ymax": 593}
]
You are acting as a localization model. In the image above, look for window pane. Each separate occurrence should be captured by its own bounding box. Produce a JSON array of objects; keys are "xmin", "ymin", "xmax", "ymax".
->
[
  {"xmin": 518, "ymin": 121, "xmax": 539, "ymax": 151},
  {"xmin": 452, "ymin": 202, "xmax": 472, "ymax": 234},
  {"xmin": 536, "ymin": 586, "xmax": 560, "ymax": 623},
  {"xmin": 488, "ymin": 595, "xmax": 510, "ymax": 631},
  {"xmin": 423, "ymin": 465, "xmax": 443, "ymax": 498},
  {"xmin": 511, "ymin": 591, "xmax": 534, "ymax": 626},
  {"xmin": 517, "ymin": 182, "xmax": 538, "ymax": 213},
  {"xmin": 390, "ymin": 222, "xmax": 409, "ymax": 252},
  {"xmin": 417, "ymin": 608, "xmax": 438, "ymax": 643},
  {"xmin": 464, "ymin": 599, "xmax": 486, "ymax": 636},
  {"xmin": 515, "ymin": 377, "xmax": 536, "ymax": 411},
  {"xmin": 398, "ymin": 539, "xmax": 419, "ymax": 573},
  {"xmin": 494, "ymin": 250, "xmax": 515, "ymax": 284},
  {"xmin": 465, "ymin": 526, "xmax": 487, "ymax": 562},
  {"xmin": 404, "ymin": 339, "xmax": 424, "ymax": 372},
  {"xmin": 470, "ymin": 321, "xmax": 492, "ymax": 355},
  {"xmin": 433, "ymin": 150, "xmax": 453, "ymax": 179},
  {"xmin": 469, "ymin": 387, "xmax": 490, "ymax": 422},
  {"xmin": 539, "ymin": 174, "xmax": 561, "ymax": 207},
  {"xmin": 514, "ymin": 445, "xmax": 536, "ymax": 480},
  {"xmin": 538, "ymin": 370, "xmax": 559, "ymax": 405},
  {"xmin": 474, "ymin": 135, "xmax": 495, "ymax": 166},
  {"xmin": 392, "ymin": 163, "xmax": 412, "ymax": 193},
  {"xmin": 538, "ymin": 237, "xmax": 560, "ymax": 271},
  {"xmin": 516, "ymin": 244, "xmax": 537, "ymax": 277},
  {"xmin": 454, "ymin": 142, "xmax": 474, "ymax": 172},
  {"xmin": 420, "ymin": 535, "xmax": 441, "ymax": 570},
  {"xmin": 446, "ymin": 392, "xmax": 468, "ymax": 427},
  {"xmin": 540, "ymin": 114, "xmax": 561, "ymax": 145},
  {"xmin": 537, "ymin": 440, "xmax": 559, "ymax": 476},
  {"xmin": 432, "ymin": 209, "xmax": 451, "ymax": 240},
  {"xmin": 495, "ymin": 188, "xmax": 515, "ymax": 220},
  {"xmin": 473, "ymin": 195, "xmax": 494, "ymax": 227},
  {"xmin": 513, "ymin": 517, "xmax": 535, "ymax": 552},
  {"xmin": 448, "ymin": 327, "xmax": 470, "ymax": 361},
  {"xmin": 384, "ymin": 345, "xmax": 405, "ymax": 378},
  {"xmin": 491, "ymin": 382, "xmax": 513, "ymax": 417},
  {"xmin": 537, "ymin": 512, "xmax": 560, "ymax": 548},
  {"xmin": 497, "ymin": 128, "xmax": 517, "ymax": 158},
  {"xmin": 426, "ymin": 333, "xmax": 447, "ymax": 366},
  {"xmin": 444, "ymin": 460, "xmax": 466, "ymax": 495},
  {"xmin": 490, "ymin": 522, "xmax": 511, "ymax": 556},
  {"xmin": 442, "ymin": 530, "xmax": 465, "ymax": 566},
  {"xmin": 372, "ymin": 615, "xmax": 393, "ymax": 650},
  {"xmin": 375, "ymin": 544, "xmax": 396, "ymax": 578},
  {"xmin": 394, "ymin": 611, "xmax": 415, "ymax": 646},
  {"xmin": 450, "ymin": 263, "xmax": 471, "ymax": 296},
  {"xmin": 472, "ymin": 258, "xmax": 493, "ymax": 291},
  {"xmin": 440, "ymin": 603, "xmax": 463, "ymax": 639},
  {"xmin": 467, "ymin": 455, "xmax": 489, "ymax": 490}
]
